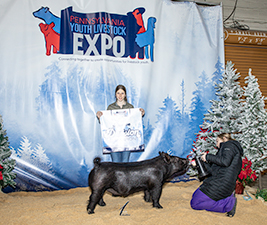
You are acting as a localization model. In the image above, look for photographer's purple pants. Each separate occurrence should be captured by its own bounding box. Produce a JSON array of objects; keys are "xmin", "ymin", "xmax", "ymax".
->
[{"xmin": 190, "ymin": 188, "xmax": 235, "ymax": 213}]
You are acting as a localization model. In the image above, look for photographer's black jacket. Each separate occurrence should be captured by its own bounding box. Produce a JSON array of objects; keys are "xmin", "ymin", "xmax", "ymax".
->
[{"xmin": 199, "ymin": 140, "xmax": 243, "ymax": 201}]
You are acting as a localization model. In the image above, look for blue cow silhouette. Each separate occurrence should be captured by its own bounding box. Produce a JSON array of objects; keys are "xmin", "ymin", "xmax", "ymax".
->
[
  {"xmin": 135, "ymin": 17, "xmax": 157, "ymax": 62},
  {"xmin": 33, "ymin": 7, "xmax": 61, "ymax": 34}
]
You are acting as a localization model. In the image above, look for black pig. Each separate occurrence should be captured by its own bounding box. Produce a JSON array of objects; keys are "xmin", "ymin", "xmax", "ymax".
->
[{"xmin": 87, "ymin": 151, "xmax": 189, "ymax": 214}]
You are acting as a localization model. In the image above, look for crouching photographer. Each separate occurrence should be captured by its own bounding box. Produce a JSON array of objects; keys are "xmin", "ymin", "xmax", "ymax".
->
[{"xmin": 190, "ymin": 133, "xmax": 243, "ymax": 217}]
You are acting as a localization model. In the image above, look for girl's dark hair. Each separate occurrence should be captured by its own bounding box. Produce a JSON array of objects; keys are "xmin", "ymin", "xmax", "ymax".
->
[
  {"xmin": 217, "ymin": 133, "xmax": 234, "ymax": 141},
  {"xmin": 115, "ymin": 84, "xmax": 127, "ymax": 101}
]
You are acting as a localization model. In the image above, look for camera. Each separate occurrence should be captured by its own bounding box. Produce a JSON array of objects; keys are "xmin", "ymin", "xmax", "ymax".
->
[{"xmin": 191, "ymin": 153, "xmax": 210, "ymax": 181}]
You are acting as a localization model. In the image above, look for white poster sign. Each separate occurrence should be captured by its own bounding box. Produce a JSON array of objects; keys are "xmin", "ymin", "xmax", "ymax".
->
[{"xmin": 100, "ymin": 108, "xmax": 144, "ymax": 153}]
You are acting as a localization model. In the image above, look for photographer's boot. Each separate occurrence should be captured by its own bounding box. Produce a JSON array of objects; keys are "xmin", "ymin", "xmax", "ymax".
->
[{"xmin": 227, "ymin": 197, "xmax": 237, "ymax": 217}]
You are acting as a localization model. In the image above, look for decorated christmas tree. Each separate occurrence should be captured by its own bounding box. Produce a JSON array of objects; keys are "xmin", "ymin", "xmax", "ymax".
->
[
  {"xmin": 192, "ymin": 61, "xmax": 244, "ymax": 155},
  {"xmin": 0, "ymin": 114, "xmax": 16, "ymax": 190},
  {"xmin": 239, "ymin": 68, "xmax": 267, "ymax": 174}
]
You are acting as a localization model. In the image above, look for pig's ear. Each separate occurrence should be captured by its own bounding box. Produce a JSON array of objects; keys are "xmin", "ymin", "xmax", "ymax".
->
[{"xmin": 162, "ymin": 153, "xmax": 171, "ymax": 164}]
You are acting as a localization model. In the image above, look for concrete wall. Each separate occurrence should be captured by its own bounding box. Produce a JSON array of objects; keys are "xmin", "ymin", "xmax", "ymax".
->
[{"xmin": 174, "ymin": 0, "xmax": 267, "ymax": 31}]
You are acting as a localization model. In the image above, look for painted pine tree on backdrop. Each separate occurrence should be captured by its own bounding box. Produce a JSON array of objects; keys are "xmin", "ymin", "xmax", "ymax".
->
[
  {"xmin": 155, "ymin": 96, "xmax": 182, "ymax": 156},
  {"xmin": 239, "ymin": 68, "xmax": 267, "ymax": 173}
]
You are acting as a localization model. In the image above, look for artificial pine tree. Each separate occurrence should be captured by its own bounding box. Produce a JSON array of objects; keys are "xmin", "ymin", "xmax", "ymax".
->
[
  {"xmin": 239, "ymin": 68, "xmax": 267, "ymax": 174},
  {"xmin": 0, "ymin": 114, "xmax": 16, "ymax": 190},
  {"xmin": 193, "ymin": 61, "xmax": 244, "ymax": 155}
]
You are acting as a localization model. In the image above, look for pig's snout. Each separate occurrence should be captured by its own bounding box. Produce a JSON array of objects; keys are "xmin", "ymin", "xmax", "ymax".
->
[
  {"xmin": 181, "ymin": 158, "xmax": 190, "ymax": 170},
  {"xmin": 181, "ymin": 158, "xmax": 189, "ymax": 165}
]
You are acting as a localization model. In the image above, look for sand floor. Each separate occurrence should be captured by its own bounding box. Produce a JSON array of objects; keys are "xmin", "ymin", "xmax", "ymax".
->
[{"xmin": 0, "ymin": 180, "xmax": 266, "ymax": 225}]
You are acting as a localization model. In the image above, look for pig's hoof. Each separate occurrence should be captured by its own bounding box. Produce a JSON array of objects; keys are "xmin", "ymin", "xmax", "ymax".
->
[
  {"xmin": 153, "ymin": 203, "xmax": 163, "ymax": 209},
  {"xmin": 98, "ymin": 199, "xmax": 106, "ymax": 206},
  {"xmin": 87, "ymin": 209, "xmax": 95, "ymax": 214}
]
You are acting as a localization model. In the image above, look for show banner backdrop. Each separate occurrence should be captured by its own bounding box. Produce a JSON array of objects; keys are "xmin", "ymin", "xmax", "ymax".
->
[{"xmin": 0, "ymin": 0, "xmax": 224, "ymax": 191}]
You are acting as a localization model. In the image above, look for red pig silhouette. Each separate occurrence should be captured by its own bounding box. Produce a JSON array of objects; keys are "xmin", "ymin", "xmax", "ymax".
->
[{"xmin": 39, "ymin": 22, "xmax": 60, "ymax": 56}]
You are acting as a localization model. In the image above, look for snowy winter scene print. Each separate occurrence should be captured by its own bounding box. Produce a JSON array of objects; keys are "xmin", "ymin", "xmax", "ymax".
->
[{"xmin": 0, "ymin": 0, "xmax": 224, "ymax": 191}]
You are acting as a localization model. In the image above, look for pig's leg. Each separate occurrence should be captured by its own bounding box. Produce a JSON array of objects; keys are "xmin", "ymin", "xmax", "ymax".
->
[
  {"xmin": 87, "ymin": 190, "xmax": 105, "ymax": 214},
  {"xmin": 144, "ymin": 189, "xmax": 152, "ymax": 202},
  {"xmin": 150, "ymin": 185, "xmax": 163, "ymax": 208}
]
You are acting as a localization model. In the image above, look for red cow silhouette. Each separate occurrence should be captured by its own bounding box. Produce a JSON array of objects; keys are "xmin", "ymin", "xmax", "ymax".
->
[{"xmin": 39, "ymin": 22, "xmax": 60, "ymax": 56}]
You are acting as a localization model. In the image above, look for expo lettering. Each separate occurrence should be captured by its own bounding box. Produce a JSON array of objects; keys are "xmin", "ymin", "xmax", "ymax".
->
[
  {"xmin": 73, "ymin": 33, "xmax": 125, "ymax": 57},
  {"xmin": 70, "ymin": 15, "xmax": 127, "ymax": 57}
]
